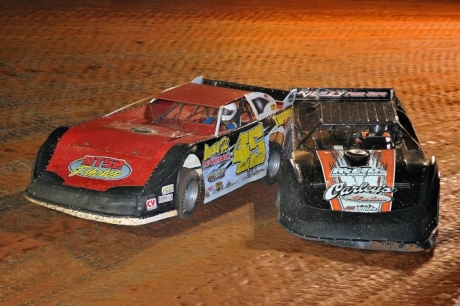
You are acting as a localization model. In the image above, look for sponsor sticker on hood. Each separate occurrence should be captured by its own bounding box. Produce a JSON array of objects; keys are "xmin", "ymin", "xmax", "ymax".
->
[
  {"xmin": 317, "ymin": 149, "xmax": 396, "ymax": 213},
  {"xmin": 68, "ymin": 155, "xmax": 132, "ymax": 180}
]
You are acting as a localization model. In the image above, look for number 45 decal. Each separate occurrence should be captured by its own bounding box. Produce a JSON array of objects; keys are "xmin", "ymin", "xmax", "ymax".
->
[{"xmin": 232, "ymin": 123, "xmax": 266, "ymax": 174}]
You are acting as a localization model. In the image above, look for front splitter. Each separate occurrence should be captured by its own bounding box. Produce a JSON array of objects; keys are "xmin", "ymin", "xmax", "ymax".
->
[
  {"xmin": 280, "ymin": 222, "xmax": 438, "ymax": 252},
  {"xmin": 24, "ymin": 194, "xmax": 177, "ymax": 226}
]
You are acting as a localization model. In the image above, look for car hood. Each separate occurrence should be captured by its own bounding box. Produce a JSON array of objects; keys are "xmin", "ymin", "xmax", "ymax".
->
[{"xmin": 46, "ymin": 118, "xmax": 199, "ymax": 191}]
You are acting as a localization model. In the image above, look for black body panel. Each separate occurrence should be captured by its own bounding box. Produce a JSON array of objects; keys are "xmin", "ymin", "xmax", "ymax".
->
[
  {"xmin": 277, "ymin": 88, "xmax": 440, "ymax": 252},
  {"xmin": 277, "ymin": 161, "xmax": 439, "ymax": 251}
]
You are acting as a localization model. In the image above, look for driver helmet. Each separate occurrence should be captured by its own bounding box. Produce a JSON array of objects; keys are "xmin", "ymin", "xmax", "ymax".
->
[
  {"xmin": 222, "ymin": 103, "xmax": 237, "ymax": 121},
  {"xmin": 371, "ymin": 124, "xmax": 386, "ymax": 136}
]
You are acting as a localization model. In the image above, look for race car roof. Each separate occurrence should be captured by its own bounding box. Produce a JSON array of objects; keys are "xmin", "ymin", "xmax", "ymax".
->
[
  {"xmin": 154, "ymin": 83, "xmax": 251, "ymax": 107},
  {"xmin": 320, "ymin": 100, "xmax": 396, "ymax": 125}
]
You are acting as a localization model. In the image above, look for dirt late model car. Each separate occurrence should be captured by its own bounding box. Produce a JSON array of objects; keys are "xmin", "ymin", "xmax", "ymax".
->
[
  {"xmin": 25, "ymin": 76, "xmax": 296, "ymax": 225},
  {"xmin": 277, "ymin": 88, "xmax": 440, "ymax": 252}
]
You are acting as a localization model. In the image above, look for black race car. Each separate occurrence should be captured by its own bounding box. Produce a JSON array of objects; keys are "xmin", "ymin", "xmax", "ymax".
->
[{"xmin": 277, "ymin": 88, "xmax": 440, "ymax": 252}]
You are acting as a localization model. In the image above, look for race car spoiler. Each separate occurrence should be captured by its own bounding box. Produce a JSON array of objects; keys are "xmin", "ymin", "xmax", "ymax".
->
[
  {"xmin": 201, "ymin": 78, "xmax": 290, "ymax": 101},
  {"xmin": 200, "ymin": 78, "xmax": 395, "ymax": 102},
  {"xmin": 294, "ymin": 88, "xmax": 394, "ymax": 101},
  {"xmin": 291, "ymin": 88, "xmax": 399, "ymax": 126}
]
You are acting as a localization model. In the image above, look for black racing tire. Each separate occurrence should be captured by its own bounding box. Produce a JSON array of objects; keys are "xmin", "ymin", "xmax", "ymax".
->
[
  {"xmin": 275, "ymin": 188, "xmax": 281, "ymax": 211},
  {"xmin": 283, "ymin": 121, "xmax": 292, "ymax": 160},
  {"xmin": 262, "ymin": 142, "xmax": 282, "ymax": 185},
  {"xmin": 177, "ymin": 168, "xmax": 202, "ymax": 219}
]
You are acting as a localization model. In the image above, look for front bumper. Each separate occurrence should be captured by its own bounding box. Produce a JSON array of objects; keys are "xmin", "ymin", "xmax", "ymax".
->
[
  {"xmin": 24, "ymin": 194, "xmax": 177, "ymax": 225},
  {"xmin": 278, "ymin": 203, "xmax": 438, "ymax": 252},
  {"xmin": 25, "ymin": 171, "xmax": 177, "ymax": 225}
]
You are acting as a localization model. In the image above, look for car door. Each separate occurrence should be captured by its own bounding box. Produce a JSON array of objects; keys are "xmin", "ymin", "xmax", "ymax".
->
[{"xmin": 202, "ymin": 99, "xmax": 270, "ymax": 203}]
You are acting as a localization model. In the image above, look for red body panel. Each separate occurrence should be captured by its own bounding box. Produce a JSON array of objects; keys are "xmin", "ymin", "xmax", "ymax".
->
[
  {"xmin": 46, "ymin": 106, "xmax": 213, "ymax": 191},
  {"xmin": 45, "ymin": 83, "xmax": 259, "ymax": 192}
]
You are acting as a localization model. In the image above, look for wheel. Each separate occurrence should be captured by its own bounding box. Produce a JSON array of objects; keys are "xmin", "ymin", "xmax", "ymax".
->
[
  {"xmin": 177, "ymin": 168, "xmax": 202, "ymax": 219},
  {"xmin": 263, "ymin": 143, "xmax": 282, "ymax": 185}
]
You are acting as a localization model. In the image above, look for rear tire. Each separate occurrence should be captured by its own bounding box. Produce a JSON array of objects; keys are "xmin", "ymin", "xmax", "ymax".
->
[
  {"xmin": 263, "ymin": 143, "xmax": 282, "ymax": 185},
  {"xmin": 177, "ymin": 168, "xmax": 201, "ymax": 219}
]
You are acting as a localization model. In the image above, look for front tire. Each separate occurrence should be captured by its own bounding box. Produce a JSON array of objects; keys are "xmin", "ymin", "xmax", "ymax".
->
[{"xmin": 177, "ymin": 168, "xmax": 201, "ymax": 219}]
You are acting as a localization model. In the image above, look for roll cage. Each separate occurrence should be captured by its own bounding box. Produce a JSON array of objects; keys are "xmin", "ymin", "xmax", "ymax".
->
[{"xmin": 292, "ymin": 88, "xmax": 420, "ymax": 151}]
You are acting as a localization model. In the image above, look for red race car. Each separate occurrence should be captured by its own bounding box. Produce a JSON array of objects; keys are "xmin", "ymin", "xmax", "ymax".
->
[{"xmin": 25, "ymin": 77, "xmax": 296, "ymax": 225}]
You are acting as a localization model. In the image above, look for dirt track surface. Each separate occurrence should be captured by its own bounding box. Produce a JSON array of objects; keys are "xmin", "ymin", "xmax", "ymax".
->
[{"xmin": 1, "ymin": 0, "xmax": 460, "ymax": 304}]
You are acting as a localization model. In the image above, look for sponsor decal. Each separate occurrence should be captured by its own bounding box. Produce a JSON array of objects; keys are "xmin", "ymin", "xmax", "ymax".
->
[
  {"xmin": 68, "ymin": 155, "xmax": 132, "ymax": 180},
  {"xmin": 345, "ymin": 92, "xmax": 366, "ymax": 97},
  {"xmin": 317, "ymin": 149, "xmax": 396, "ymax": 213},
  {"xmin": 207, "ymin": 168, "xmax": 226, "ymax": 182},
  {"xmin": 298, "ymin": 89, "xmax": 388, "ymax": 98},
  {"xmin": 330, "ymin": 167, "xmax": 386, "ymax": 176},
  {"xmin": 232, "ymin": 123, "xmax": 266, "ymax": 174},
  {"xmin": 343, "ymin": 91, "xmax": 388, "ymax": 98},
  {"xmin": 203, "ymin": 153, "xmax": 231, "ymax": 168},
  {"xmin": 345, "ymin": 194, "xmax": 393, "ymax": 203},
  {"xmin": 158, "ymin": 194, "xmax": 173, "ymax": 203},
  {"xmin": 298, "ymin": 89, "xmax": 346, "ymax": 98},
  {"xmin": 204, "ymin": 136, "xmax": 230, "ymax": 161},
  {"xmin": 205, "ymin": 185, "xmax": 215, "ymax": 197},
  {"xmin": 273, "ymin": 108, "xmax": 293, "ymax": 127},
  {"xmin": 202, "ymin": 122, "xmax": 270, "ymax": 204},
  {"xmin": 361, "ymin": 91, "xmax": 388, "ymax": 97},
  {"xmin": 146, "ymin": 198, "xmax": 157, "ymax": 211},
  {"xmin": 324, "ymin": 183, "xmax": 396, "ymax": 201},
  {"xmin": 161, "ymin": 184, "xmax": 174, "ymax": 195},
  {"xmin": 344, "ymin": 204, "xmax": 380, "ymax": 212}
]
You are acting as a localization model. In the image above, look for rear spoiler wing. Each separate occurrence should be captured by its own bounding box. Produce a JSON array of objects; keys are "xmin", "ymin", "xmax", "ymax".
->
[
  {"xmin": 293, "ymin": 88, "xmax": 394, "ymax": 101},
  {"xmin": 193, "ymin": 76, "xmax": 396, "ymax": 105},
  {"xmin": 194, "ymin": 76, "xmax": 291, "ymax": 101},
  {"xmin": 200, "ymin": 77, "xmax": 296, "ymax": 108}
]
